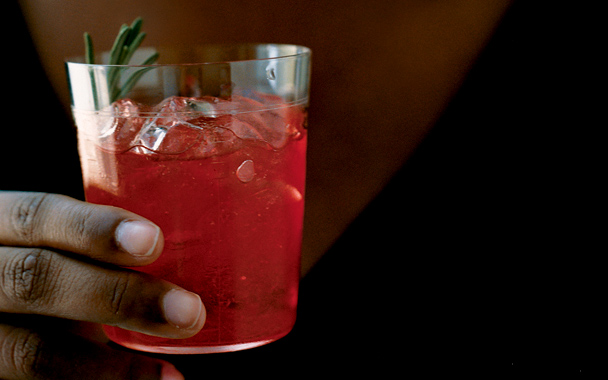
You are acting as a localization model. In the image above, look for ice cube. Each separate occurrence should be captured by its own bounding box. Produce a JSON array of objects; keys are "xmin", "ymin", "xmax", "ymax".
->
[
  {"xmin": 158, "ymin": 120, "xmax": 205, "ymax": 154},
  {"xmin": 92, "ymin": 93, "xmax": 302, "ymax": 159},
  {"xmin": 154, "ymin": 96, "xmax": 189, "ymax": 115},
  {"xmin": 132, "ymin": 97, "xmax": 210, "ymax": 155},
  {"xmin": 230, "ymin": 95, "xmax": 292, "ymax": 149},
  {"xmin": 137, "ymin": 118, "xmax": 168, "ymax": 151},
  {"xmin": 153, "ymin": 96, "xmax": 219, "ymax": 121},
  {"xmin": 185, "ymin": 98, "xmax": 217, "ymax": 117},
  {"xmin": 191, "ymin": 96, "xmax": 237, "ymax": 117},
  {"xmin": 191, "ymin": 118, "xmax": 242, "ymax": 158},
  {"xmin": 151, "ymin": 97, "xmax": 188, "ymax": 126},
  {"xmin": 221, "ymin": 117, "xmax": 265, "ymax": 142},
  {"xmin": 176, "ymin": 95, "xmax": 296, "ymax": 150},
  {"xmin": 134, "ymin": 117, "xmax": 207, "ymax": 155},
  {"xmin": 96, "ymin": 99, "xmax": 146, "ymax": 152}
]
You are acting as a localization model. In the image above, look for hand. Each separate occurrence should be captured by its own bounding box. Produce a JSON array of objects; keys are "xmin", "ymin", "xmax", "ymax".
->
[{"xmin": 0, "ymin": 192, "xmax": 206, "ymax": 380}]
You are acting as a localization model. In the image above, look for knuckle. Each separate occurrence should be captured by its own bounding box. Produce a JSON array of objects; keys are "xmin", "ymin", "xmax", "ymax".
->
[
  {"xmin": 56, "ymin": 203, "xmax": 98, "ymax": 250},
  {"xmin": 1, "ymin": 248, "xmax": 58, "ymax": 308},
  {"xmin": 4, "ymin": 328, "xmax": 46, "ymax": 379},
  {"xmin": 54, "ymin": 200, "xmax": 120, "ymax": 254},
  {"xmin": 99, "ymin": 271, "xmax": 165, "ymax": 327},
  {"xmin": 8, "ymin": 192, "xmax": 50, "ymax": 245},
  {"xmin": 107, "ymin": 272, "xmax": 134, "ymax": 318}
]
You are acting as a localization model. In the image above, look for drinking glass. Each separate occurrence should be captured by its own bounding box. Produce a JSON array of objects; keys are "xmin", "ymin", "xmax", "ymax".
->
[{"xmin": 66, "ymin": 44, "xmax": 311, "ymax": 354}]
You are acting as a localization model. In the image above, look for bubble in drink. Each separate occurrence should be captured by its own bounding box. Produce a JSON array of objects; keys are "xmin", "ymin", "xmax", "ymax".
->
[{"xmin": 236, "ymin": 160, "xmax": 255, "ymax": 183}]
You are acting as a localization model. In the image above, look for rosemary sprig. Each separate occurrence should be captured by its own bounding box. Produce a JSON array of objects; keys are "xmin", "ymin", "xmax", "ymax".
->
[
  {"xmin": 84, "ymin": 32, "xmax": 94, "ymax": 64},
  {"xmin": 113, "ymin": 52, "xmax": 159, "ymax": 101},
  {"xmin": 83, "ymin": 17, "xmax": 159, "ymax": 106}
]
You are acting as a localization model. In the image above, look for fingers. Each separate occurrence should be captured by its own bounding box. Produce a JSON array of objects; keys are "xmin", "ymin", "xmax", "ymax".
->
[
  {"xmin": 0, "ymin": 192, "xmax": 164, "ymax": 267},
  {"xmin": 0, "ymin": 323, "xmax": 184, "ymax": 380},
  {"xmin": 0, "ymin": 247, "xmax": 205, "ymax": 339},
  {"xmin": 0, "ymin": 191, "xmax": 205, "ymax": 338}
]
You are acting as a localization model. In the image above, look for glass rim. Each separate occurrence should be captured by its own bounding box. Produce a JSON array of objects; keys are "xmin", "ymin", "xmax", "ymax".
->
[{"xmin": 65, "ymin": 43, "xmax": 311, "ymax": 68}]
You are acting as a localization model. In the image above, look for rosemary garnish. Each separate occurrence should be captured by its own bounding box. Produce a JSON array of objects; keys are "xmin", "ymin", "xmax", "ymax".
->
[{"xmin": 84, "ymin": 17, "xmax": 159, "ymax": 106}]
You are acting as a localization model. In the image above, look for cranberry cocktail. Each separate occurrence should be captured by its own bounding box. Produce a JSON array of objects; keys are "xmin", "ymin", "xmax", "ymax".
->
[{"xmin": 67, "ymin": 39, "xmax": 311, "ymax": 353}]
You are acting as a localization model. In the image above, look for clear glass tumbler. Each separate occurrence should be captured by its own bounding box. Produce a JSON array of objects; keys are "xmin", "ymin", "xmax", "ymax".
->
[{"xmin": 66, "ymin": 44, "xmax": 311, "ymax": 354}]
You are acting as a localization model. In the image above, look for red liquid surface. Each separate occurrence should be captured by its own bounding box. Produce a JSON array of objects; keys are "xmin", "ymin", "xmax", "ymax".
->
[{"xmin": 77, "ymin": 95, "xmax": 307, "ymax": 353}]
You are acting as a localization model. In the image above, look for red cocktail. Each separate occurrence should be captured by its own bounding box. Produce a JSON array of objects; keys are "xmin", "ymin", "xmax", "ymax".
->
[
  {"xmin": 76, "ymin": 94, "xmax": 306, "ymax": 353},
  {"xmin": 67, "ymin": 44, "xmax": 311, "ymax": 353}
]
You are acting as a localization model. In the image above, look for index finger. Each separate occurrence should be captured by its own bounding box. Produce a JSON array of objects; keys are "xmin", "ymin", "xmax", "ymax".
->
[{"xmin": 0, "ymin": 191, "xmax": 164, "ymax": 266}]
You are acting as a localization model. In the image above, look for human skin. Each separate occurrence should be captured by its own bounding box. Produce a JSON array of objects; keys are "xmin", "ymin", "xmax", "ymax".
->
[{"xmin": 0, "ymin": 191, "xmax": 204, "ymax": 380}]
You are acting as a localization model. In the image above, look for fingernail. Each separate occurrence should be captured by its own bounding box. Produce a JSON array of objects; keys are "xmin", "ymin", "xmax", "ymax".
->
[
  {"xmin": 161, "ymin": 363, "xmax": 185, "ymax": 380},
  {"xmin": 162, "ymin": 289, "xmax": 205, "ymax": 330},
  {"xmin": 115, "ymin": 220, "xmax": 160, "ymax": 257}
]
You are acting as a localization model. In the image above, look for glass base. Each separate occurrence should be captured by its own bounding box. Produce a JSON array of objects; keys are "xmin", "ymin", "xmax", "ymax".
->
[{"xmin": 114, "ymin": 339, "xmax": 277, "ymax": 355}]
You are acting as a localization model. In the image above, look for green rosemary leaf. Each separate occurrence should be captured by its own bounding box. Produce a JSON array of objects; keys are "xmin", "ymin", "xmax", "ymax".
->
[
  {"xmin": 122, "ymin": 32, "xmax": 147, "ymax": 65},
  {"xmin": 108, "ymin": 47, "xmax": 130, "ymax": 91},
  {"xmin": 109, "ymin": 24, "xmax": 131, "ymax": 65},
  {"xmin": 141, "ymin": 51, "xmax": 160, "ymax": 65},
  {"xmin": 125, "ymin": 17, "xmax": 143, "ymax": 46},
  {"xmin": 114, "ymin": 67, "xmax": 149, "ymax": 100},
  {"xmin": 84, "ymin": 32, "xmax": 94, "ymax": 64},
  {"xmin": 84, "ymin": 17, "xmax": 158, "ymax": 105},
  {"xmin": 83, "ymin": 32, "xmax": 98, "ymax": 108},
  {"xmin": 108, "ymin": 31, "xmax": 148, "ymax": 94},
  {"xmin": 106, "ymin": 24, "xmax": 131, "ymax": 97},
  {"xmin": 114, "ymin": 52, "xmax": 159, "ymax": 101}
]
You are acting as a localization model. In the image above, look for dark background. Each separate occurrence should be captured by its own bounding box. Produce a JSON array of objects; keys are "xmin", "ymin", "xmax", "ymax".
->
[
  {"xmin": 287, "ymin": 2, "xmax": 601, "ymax": 375},
  {"xmin": 4, "ymin": 1, "xmax": 603, "ymax": 376}
]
